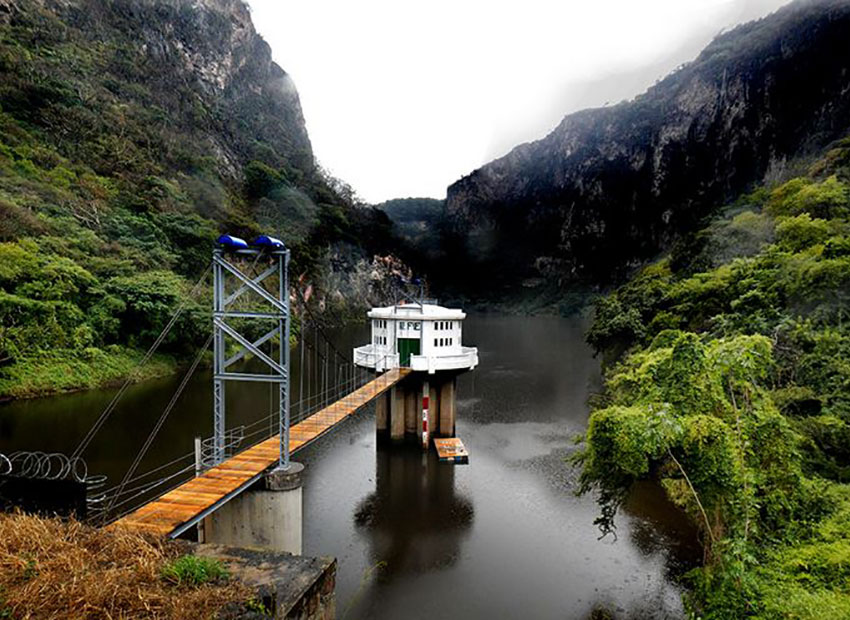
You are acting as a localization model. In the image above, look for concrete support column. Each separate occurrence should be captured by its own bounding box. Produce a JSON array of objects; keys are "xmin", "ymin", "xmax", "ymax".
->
[
  {"xmin": 404, "ymin": 385, "xmax": 417, "ymax": 435},
  {"xmin": 428, "ymin": 383, "xmax": 439, "ymax": 443},
  {"xmin": 439, "ymin": 378, "xmax": 456, "ymax": 437},
  {"xmin": 375, "ymin": 390, "xmax": 389, "ymax": 435},
  {"xmin": 205, "ymin": 463, "xmax": 305, "ymax": 555},
  {"xmin": 390, "ymin": 386, "xmax": 405, "ymax": 441}
]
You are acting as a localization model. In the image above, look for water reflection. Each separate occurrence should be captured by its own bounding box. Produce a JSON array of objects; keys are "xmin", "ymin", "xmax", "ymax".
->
[
  {"xmin": 354, "ymin": 443, "xmax": 474, "ymax": 577},
  {"xmin": 623, "ymin": 480, "xmax": 702, "ymax": 578}
]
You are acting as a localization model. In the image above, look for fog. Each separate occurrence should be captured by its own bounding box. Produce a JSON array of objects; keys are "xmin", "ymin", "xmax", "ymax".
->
[{"xmin": 247, "ymin": 0, "xmax": 791, "ymax": 203}]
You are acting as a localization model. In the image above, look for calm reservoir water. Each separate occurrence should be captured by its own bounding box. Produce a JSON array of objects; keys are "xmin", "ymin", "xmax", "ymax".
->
[{"xmin": 0, "ymin": 314, "xmax": 700, "ymax": 619}]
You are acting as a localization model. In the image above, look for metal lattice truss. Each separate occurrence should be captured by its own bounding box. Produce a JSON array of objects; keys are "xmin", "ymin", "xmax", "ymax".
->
[{"xmin": 212, "ymin": 249, "xmax": 290, "ymax": 468}]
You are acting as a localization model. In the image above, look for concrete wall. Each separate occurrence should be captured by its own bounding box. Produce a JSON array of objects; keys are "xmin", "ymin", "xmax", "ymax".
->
[
  {"xmin": 390, "ymin": 386, "xmax": 405, "ymax": 440},
  {"xmin": 404, "ymin": 387, "xmax": 416, "ymax": 434},
  {"xmin": 375, "ymin": 391, "xmax": 388, "ymax": 434}
]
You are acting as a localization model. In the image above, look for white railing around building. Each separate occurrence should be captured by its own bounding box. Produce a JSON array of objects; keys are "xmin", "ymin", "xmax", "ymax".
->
[{"xmin": 354, "ymin": 344, "xmax": 478, "ymax": 373}]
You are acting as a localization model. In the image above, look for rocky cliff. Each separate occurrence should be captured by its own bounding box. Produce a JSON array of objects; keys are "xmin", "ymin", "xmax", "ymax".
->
[
  {"xmin": 445, "ymin": 0, "xmax": 850, "ymax": 293},
  {"xmin": 0, "ymin": 0, "xmax": 313, "ymax": 186}
]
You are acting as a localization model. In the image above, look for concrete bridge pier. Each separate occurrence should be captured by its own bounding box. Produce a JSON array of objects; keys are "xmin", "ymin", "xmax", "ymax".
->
[
  {"xmin": 380, "ymin": 375, "xmax": 457, "ymax": 446},
  {"xmin": 375, "ymin": 390, "xmax": 389, "ymax": 436},
  {"xmin": 203, "ymin": 463, "xmax": 305, "ymax": 554},
  {"xmin": 439, "ymin": 377, "xmax": 456, "ymax": 438},
  {"xmin": 390, "ymin": 386, "xmax": 405, "ymax": 441}
]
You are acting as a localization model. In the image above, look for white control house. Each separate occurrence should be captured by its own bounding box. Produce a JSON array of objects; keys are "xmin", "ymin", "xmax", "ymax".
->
[
  {"xmin": 353, "ymin": 302, "xmax": 478, "ymax": 373},
  {"xmin": 353, "ymin": 301, "xmax": 478, "ymax": 450}
]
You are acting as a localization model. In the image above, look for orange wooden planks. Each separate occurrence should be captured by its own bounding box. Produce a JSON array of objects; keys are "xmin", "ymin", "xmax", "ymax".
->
[
  {"xmin": 115, "ymin": 368, "xmax": 410, "ymax": 536},
  {"xmin": 433, "ymin": 437, "xmax": 469, "ymax": 464}
]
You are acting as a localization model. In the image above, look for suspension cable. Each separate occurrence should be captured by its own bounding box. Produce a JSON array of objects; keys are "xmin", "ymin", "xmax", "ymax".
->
[
  {"xmin": 104, "ymin": 331, "xmax": 214, "ymax": 517},
  {"xmin": 98, "ymin": 450, "xmax": 195, "ymax": 499},
  {"xmin": 72, "ymin": 262, "xmax": 213, "ymax": 460},
  {"xmin": 102, "ymin": 261, "xmax": 374, "ymax": 519},
  {"xmin": 294, "ymin": 286, "xmax": 351, "ymax": 365},
  {"xmin": 99, "ymin": 462, "xmax": 194, "ymax": 505},
  {"xmin": 104, "ymin": 463, "xmax": 197, "ymax": 522},
  {"xmin": 102, "ymin": 361, "xmax": 373, "ymax": 519}
]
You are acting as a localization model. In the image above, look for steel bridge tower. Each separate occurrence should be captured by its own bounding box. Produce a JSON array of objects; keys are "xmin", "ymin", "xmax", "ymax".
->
[{"xmin": 212, "ymin": 239, "xmax": 291, "ymax": 470}]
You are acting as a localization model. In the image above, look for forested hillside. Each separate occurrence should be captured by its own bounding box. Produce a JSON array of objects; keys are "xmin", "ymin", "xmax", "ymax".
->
[
  {"xmin": 0, "ymin": 0, "xmax": 393, "ymax": 398},
  {"xmin": 579, "ymin": 135, "xmax": 850, "ymax": 617}
]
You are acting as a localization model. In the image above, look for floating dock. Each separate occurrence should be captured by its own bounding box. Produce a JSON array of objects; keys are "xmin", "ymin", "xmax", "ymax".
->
[{"xmin": 433, "ymin": 437, "xmax": 469, "ymax": 464}]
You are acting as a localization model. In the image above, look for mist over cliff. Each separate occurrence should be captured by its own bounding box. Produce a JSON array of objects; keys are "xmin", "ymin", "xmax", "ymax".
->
[{"xmin": 441, "ymin": 0, "xmax": 850, "ymax": 296}]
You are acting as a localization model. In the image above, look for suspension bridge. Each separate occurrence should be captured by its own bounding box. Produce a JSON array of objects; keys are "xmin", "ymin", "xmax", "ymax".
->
[
  {"xmin": 115, "ymin": 367, "xmax": 410, "ymax": 536},
  {"xmin": 1, "ymin": 234, "xmax": 476, "ymax": 551}
]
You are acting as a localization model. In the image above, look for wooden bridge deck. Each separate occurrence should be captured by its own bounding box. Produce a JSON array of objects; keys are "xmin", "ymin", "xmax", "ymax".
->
[{"xmin": 114, "ymin": 368, "xmax": 411, "ymax": 537}]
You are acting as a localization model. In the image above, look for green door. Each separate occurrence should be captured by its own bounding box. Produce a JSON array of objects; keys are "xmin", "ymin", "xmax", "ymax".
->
[{"xmin": 398, "ymin": 338, "xmax": 420, "ymax": 367}]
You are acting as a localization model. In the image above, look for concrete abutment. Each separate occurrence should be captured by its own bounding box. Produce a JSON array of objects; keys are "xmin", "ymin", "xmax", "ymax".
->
[{"xmin": 204, "ymin": 463, "xmax": 304, "ymax": 555}]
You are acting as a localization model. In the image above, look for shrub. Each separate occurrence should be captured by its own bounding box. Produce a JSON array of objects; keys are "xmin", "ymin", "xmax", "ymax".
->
[
  {"xmin": 161, "ymin": 556, "xmax": 229, "ymax": 587},
  {"xmin": 153, "ymin": 212, "xmax": 217, "ymax": 276},
  {"xmin": 766, "ymin": 175, "xmax": 849, "ymax": 218},
  {"xmin": 775, "ymin": 213, "xmax": 831, "ymax": 252},
  {"xmin": 244, "ymin": 160, "xmax": 284, "ymax": 199}
]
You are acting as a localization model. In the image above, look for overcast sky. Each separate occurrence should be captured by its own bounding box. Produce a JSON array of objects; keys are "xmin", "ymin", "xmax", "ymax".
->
[{"xmin": 247, "ymin": 0, "xmax": 791, "ymax": 203}]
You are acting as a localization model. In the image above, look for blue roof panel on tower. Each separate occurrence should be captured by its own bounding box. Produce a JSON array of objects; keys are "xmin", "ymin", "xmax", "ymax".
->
[
  {"xmin": 217, "ymin": 234, "xmax": 249, "ymax": 250},
  {"xmin": 253, "ymin": 235, "xmax": 285, "ymax": 249}
]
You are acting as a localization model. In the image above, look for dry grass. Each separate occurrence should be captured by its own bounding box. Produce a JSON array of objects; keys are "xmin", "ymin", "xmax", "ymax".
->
[{"xmin": 0, "ymin": 512, "xmax": 252, "ymax": 619}]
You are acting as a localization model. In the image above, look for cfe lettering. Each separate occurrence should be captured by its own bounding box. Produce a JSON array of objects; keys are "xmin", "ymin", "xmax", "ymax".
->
[{"xmin": 397, "ymin": 321, "xmax": 421, "ymax": 337}]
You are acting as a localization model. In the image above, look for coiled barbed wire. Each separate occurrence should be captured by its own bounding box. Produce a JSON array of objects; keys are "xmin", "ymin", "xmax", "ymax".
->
[
  {"xmin": 0, "ymin": 453, "xmax": 11, "ymax": 476},
  {"xmin": 1, "ymin": 451, "xmax": 88, "ymax": 482},
  {"xmin": 84, "ymin": 474, "xmax": 109, "ymax": 515},
  {"xmin": 0, "ymin": 450, "xmax": 108, "ymax": 515}
]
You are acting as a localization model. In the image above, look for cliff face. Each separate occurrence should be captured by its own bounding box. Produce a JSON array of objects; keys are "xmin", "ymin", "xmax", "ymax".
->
[
  {"xmin": 0, "ymin": 0, "xmax": 313, "ymax": 181},
  {"xmin": 445, "ymin": 0, "xmax": 850, "ymax": 291}
]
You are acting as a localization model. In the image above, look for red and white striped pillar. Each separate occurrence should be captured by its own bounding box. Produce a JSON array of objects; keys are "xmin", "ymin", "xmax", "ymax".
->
[{"xmin": 421, "ymin": 380, "xmax": 430, "ymax": 450}]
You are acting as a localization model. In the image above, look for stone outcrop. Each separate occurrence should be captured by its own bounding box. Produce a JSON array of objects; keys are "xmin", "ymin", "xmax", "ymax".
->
[{"xmin": 192, "ymin": 543, "xmax": 336, "ymax": 619}]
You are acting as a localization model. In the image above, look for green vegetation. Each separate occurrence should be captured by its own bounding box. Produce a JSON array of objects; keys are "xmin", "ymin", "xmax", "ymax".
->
[
  {"xmin": 245, "ymin": 597, "xmax": 271, "ymax": 615},
  {"xmin": 579, "ymin": 135, "xmax": 850, "ymax": 618},
  {"xmin": 0, "ymin": 2, "xmax": 394, "ymax": 399},
  {"xmin": 0, "ymin": 346, "xmax": 175, "ymax": 400},
  {"xmin": 160, "ymin": 555, "xmax": 229, "ymax": 587}
]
